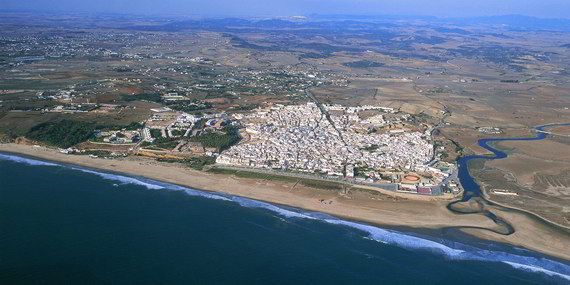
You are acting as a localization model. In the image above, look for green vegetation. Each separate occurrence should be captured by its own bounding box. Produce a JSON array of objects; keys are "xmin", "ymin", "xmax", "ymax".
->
[
  {"xmin": 353, "ymin": 166, "xmax": 370, "ymax": 178},
  {"xmin": 362, "ymin": 144, "xmax": 379, "ymax": 152},
  {"xmin": 190, "ymin": 126, "xmax": 240, "ymax": 151},
  {"xmin": 24, "ymin": 119, "xmax": 146, "ymax": 148},
  {"xmin": 26, "ymin": 120, "xmax": 97, "ymax": 148},
  {"xmin": 149, "ymin": 129, "xmax": 163, "ymax": 139},
  {"xmin": 0, "ymin": 79, "xmax": 68, "ymax": 90},
  {"xmin": 121, "ymin": 93, "xmax": 162, "ymax": 103},
  {"xmin": 139, "ymin": 141, "xmax": 152, "ymax": 147},
  {"xmin": 156, "ymin": 156, "xmax": 215, "ymax": 170},
  {"xmin": 192, "ymin": 119, "xmax": 206, "ymax": 130},
  {"xmin": 124, "ymin": 122, "xmax": 144, "ymax": 131},
  {"xmin": 234, "ymin": 103, "xmax": 260, "ymax": 111},
  {"xmin": 77, "ymin": 150, "xmax": 114, "ymax": 157},
  {"xmin": 184, "ymin": 156, "xmax": 216, "ymax": 170},
  {"xmin": 170, "ymin": 129, "xmax": 186, "ymax": 137},
  {"xmin": 342, "ymin": 60, "xmax": 384, "ymax": 68},
  {"xmin": 167, "ymin": 102, "xmax": 212, "ymax": 112},
  {"xmin": 152, "ymin": 137, "xmax": 180, "ymax": 150},
  {"xmin": 299, "ymin": 179, "xmax": 343, "ymax": 190}
]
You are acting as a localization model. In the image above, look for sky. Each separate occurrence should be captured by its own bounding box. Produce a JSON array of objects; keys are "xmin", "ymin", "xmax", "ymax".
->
[{"xmin": 1, "ymin": 0, "xmax": 570, "ymax": 19}]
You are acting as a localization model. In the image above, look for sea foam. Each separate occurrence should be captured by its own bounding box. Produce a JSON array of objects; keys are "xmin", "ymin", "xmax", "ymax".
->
[
  {"xmin": 2, "ymin": 152, "xmax": 569, "ymax": 281},
  {"xmin": 139, "ymin": 175, "xmax": 570, "ymax": 282},
  {"xmin": 71, "ymin": 167, "xmax": 166, "ymax": 190},
  {"xmin": 503, "ymin": 262, "xmax": 570, "ymax": 282},
  {"xmin": 0, "ymin": 153, "xmax": 59, "ymax": 167},
  {"xmin": 73, "ymin": 166, "xmax": 570, "ymax": 282}
]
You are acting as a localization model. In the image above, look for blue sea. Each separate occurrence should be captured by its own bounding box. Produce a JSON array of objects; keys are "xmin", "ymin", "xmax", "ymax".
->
[{"xmin": 1, "ymin": 153, "xmax": 569, "ymax": 284}]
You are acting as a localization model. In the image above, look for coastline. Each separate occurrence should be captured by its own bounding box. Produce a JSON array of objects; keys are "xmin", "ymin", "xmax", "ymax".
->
[{"xmin": 1, "ymin": 143, "xmax": 569, "ymax": 262}]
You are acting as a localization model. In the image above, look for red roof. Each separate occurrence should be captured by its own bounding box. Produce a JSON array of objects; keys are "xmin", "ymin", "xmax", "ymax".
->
[{"xmin": 417, "ymin": 187, "xmax": 432, "ymax": 195}]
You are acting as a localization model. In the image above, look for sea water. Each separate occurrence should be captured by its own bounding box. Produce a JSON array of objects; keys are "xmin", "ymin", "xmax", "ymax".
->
[{"xmin": 1, "ymin": 153, "xmax": 569, "ymax": 284}]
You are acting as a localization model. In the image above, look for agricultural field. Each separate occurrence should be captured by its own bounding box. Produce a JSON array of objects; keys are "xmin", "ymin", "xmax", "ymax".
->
[{"xmin": 1, "ymin": 13, "xmax": 570, "ymax": 225}]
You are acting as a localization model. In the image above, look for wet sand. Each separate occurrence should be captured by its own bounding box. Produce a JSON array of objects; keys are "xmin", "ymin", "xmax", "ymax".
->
[{"xmin": 1, "ymin": 143, "xmax": 569, "ymax": 261}]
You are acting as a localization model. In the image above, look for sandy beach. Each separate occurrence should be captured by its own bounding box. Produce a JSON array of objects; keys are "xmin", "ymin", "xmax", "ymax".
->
[{"xmin": 1, "ymin": 143, "xmax": 569, "ymax": 261}]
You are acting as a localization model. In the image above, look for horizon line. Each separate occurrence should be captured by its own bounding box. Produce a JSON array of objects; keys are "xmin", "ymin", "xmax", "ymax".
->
[{"xmin": 1, "ymin": 9, "xmax": 570, "ymax": 21}]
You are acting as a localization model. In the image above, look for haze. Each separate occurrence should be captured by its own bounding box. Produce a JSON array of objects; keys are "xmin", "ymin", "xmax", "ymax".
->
[{"xmin": 1, "ymin": 0, "xmax": 570, "ymax": 19}]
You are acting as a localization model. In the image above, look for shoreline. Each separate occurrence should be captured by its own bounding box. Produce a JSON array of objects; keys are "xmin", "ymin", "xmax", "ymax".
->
[
  {"xmin": 1, "ymin": 143, "xmax": 569, "ymax": 262},
  {"xmin": 483, "ymin": 190, "xmax": 570, "ymax": 232}
]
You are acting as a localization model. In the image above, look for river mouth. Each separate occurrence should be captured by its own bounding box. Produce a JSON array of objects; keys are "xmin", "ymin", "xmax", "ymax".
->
[
  {"xmin": 1, "ymin": 151, "xmax": 570, "ymax": 283},
  {"xmin": 447, "ymin": 123, "xmax": 570, "ymax": 236}
]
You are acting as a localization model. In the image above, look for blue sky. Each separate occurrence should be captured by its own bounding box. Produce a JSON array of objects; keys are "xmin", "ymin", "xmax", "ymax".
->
[{"xmin": 1, "ymin": 0, "xmax": 570, "ymax": 18}]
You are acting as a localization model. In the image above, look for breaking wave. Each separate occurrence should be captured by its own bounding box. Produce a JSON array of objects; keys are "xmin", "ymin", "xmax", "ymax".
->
[
  {"xmin": 503, "ymin": 262, "xmax": 570, "ymax": 282},
  {"xmin": 224, "ymin": 195, "xmax": 570, "ymax": 281},
  {"xmin": 1, "ymin": 152, "xmax": 569, "ymax": 282},
  {"xmin": 0, "ymin": 153, "xmax": 59, "ymax": 167},
  {"xmin": 71, "ymin": 167, "xmax": 166, "ymax": 190}
]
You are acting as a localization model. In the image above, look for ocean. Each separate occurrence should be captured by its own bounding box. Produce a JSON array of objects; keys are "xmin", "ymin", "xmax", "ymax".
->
[{"xmin": 1, "ymin": 153, "xmax": 569, "ymax": 284}]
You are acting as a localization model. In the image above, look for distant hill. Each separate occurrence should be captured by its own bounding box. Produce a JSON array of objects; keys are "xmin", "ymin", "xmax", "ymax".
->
[
  {"xmin": 311, "ymin": 14, "xmax": 570, "ymax": 32},
  {"xmin": 449, "ymin": 15, "xmax": 570, "ymax": 32}
]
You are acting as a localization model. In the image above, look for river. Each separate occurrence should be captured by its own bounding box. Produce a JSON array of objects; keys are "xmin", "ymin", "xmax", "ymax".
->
[{"xmin": 456, "ymin": 123, "xmax": 570, "ymax": 201}]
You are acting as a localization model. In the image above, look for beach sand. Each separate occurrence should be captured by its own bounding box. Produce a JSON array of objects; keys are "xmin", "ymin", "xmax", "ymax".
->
[{"xmin": 1, "ymin": 143, "xmax": 569, "ymax": 261}]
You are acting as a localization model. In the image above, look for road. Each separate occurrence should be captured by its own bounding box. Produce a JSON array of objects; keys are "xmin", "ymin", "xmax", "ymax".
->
[{"xmin": 305, "ymin": 90, "xmax": 348, "ymax": 146}]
